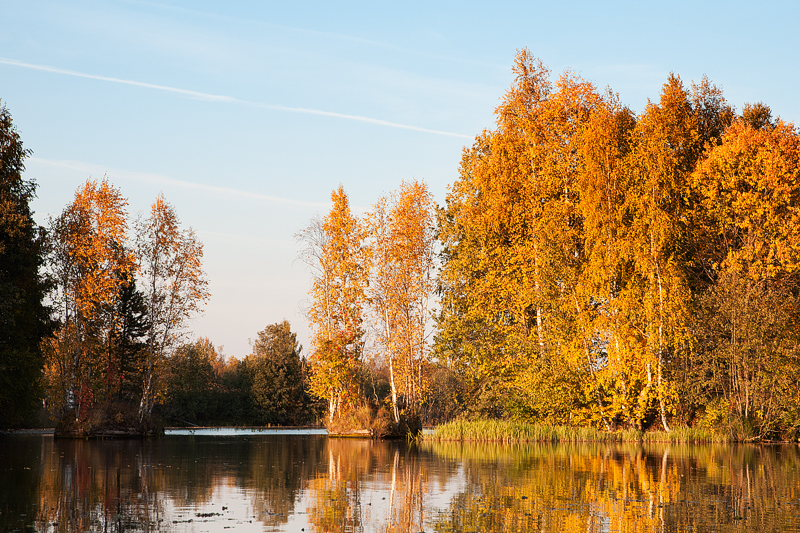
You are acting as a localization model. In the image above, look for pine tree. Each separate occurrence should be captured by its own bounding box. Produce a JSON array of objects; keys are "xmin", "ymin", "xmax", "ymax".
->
[{"xmin": 0, "ymin": 102, "xmax": 52, "ymax": 428}]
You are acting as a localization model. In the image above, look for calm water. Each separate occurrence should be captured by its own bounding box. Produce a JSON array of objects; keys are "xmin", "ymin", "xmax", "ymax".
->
[{"xmin": 2, "ymin": 431, "xmax": 799, "ymax": 532}]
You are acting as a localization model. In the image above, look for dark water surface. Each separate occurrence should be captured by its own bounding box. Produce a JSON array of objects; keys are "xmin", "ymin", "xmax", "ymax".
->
[{"xmin": 2, "ymin": 431, "xmax": 799, "ymax": 532}]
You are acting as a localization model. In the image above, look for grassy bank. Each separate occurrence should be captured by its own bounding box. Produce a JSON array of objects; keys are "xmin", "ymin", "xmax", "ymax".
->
[{"xmin": 427, "ymin": 419, "xmax": 730, "ymax": 444}]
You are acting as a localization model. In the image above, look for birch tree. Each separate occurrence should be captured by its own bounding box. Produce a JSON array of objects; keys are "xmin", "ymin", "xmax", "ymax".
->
[
  {"xmin": 135, "ymin": 193, "xmax": 209, "ymax": 421},
  {"xmin": 622, "ymin": 75, "xmax": 704, "ymax": 431},
  {"xmin": 299, "ymin": 185, "xmax": 370, "ymax": 423},
  {"xmin": 370, "ymin": 180, "xmax": 436, "ymax": 424}
]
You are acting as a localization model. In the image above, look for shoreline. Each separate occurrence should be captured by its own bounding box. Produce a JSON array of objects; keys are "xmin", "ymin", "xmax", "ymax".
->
[{"xmin": 7, "ymin": 422, "xmax": 797, "ymax": 444}]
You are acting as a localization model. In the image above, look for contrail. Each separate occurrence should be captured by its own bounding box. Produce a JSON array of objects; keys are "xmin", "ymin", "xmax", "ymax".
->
[
  {"xmin": 0, "ymin": 58, "xmax": 233, "ymax": 102},
  {"xmin": 1, "ymin": 57, "xmax": 471, "ymax": 139}
]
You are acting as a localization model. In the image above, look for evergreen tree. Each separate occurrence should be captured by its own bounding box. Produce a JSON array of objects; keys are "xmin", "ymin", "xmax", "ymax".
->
[
  {"xmin": 111, "ymin": 276, "xmax": 148, "ymax": 404},
  {"xmin": 0, "ymin": 102, "xmax": 52, "ymax": 428},
  {"xmin": 247, "ymin": 320, "xmax": 305, "ymax": 425}
]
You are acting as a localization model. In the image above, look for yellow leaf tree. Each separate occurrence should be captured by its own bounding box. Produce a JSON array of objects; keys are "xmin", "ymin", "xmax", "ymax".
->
[
  {"xmin": 620, "ymin": 74, "xmax": 709, "ymax": 431},
  {"xmin": 370, "ymin": 180, "xmax": 436, "ymax": 425},
  {"xmin": 690, "ymin": 115, "xmax": 800, "ymax": 438},
  {"xmin": 299, "ymin": 185, "xmax": 370, "ymax": 424},
  {"xmin": 437, "ymin": 50, "xmax": 610, "ymax": 423}
]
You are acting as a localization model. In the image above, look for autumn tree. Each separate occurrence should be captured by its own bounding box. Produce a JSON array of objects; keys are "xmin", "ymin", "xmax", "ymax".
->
[
  {"xmin": 436, "ymin": 52, "xmax": 553, "ymax": 418},
  {"xmin": 298, "ymin": 186, "xmax": 370, "ymax": 424},
  {"xmin": 608, "ymin": 76, "xmax": 696, "ymax": 431},
  {"xmin": 370, "ymin": 180, "xmax": 436, "ymax": 425},
  {"xmin": 437, "ymin": 50, "xmax": 610, "ymax": 423},
  {"xmin": 689, "ymin": 117, "xmax": 800, "ymax": 438},
  {"xmin": 135, "ymin": 193, "xmax": 209, "ymax": 421},
  {"xmin": 47, "ymin": 178, "xmax": 135, "ymax": 421},
  {"xmin": 434, "ymin": 50, "xmax": 790, "ymax": 434},
  {"xmin": 0, "ymin": 102, "xmax": 52, "ymax": 428}
]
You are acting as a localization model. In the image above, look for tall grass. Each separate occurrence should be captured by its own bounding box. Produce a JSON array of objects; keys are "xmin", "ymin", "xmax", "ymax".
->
[
  {"xmin": 427, "ymin": 419, "xmax": 731, "ymax": 443},
  {"xmin": 641, "ymin": 425, "xmax": 729, "ymax": 444}
]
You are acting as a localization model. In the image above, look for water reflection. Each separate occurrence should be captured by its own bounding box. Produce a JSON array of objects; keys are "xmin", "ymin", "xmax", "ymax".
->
[
  {"xmin": 424, "ymin": 441, "xmax": 800, "ymax": 533},
  {"xmin": 1, "ymin": 434, "xmax": 798, "ymax": 532}
]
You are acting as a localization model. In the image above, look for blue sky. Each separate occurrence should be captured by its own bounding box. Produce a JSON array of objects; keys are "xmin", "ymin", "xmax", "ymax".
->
[{"xmin": 2, "ymin": 0, "xmax": 798, "ymax": 357}]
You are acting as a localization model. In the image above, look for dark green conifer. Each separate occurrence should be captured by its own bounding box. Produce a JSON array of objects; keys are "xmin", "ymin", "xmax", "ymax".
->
[{"xmin": 0, "ymin": 102, "xmax": 53, "ymax": 428}]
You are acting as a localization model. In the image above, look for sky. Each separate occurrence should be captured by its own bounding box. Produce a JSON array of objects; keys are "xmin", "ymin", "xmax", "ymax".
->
[{"xmin": 2, "ymin": 0, "xmax": 798, "ymax": 358}]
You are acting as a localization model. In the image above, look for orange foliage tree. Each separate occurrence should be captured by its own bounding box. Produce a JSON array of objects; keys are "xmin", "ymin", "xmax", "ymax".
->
[
  {"xmin": 689, "ymin": 116, "xmax": 800, "ymax": 438},
  {"xmin": 45, "ymin": 183, "xmax": 207, "ymax": 429},
  {"xmin": 298, "ymin": 185, "xmax": 370, "ymax": 424},
  {"xmin": 435, "ymin": 49, "xmax": 800, "ymax": 435},
  {"xmin": 370, "ymin": 180, "xmax": 436, "ymax": 424},
  {"xmin": 47, "ymin": 178, "xmax": 135, "ymax": 420}
]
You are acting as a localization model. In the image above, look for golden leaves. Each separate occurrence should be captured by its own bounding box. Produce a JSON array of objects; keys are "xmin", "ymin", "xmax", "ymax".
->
[
  {"xmin": 370, "ymin": 180, "xmax": 437, "ymax": 416},
  {"xmin": 47, "ymin": 179, "xmax": 208, "ymax": 420},
  {"xmin": 436, "ymin": 51, "xmax": 799, "ymax": 431},
  {"xmin": 692, "ymin": 119, "xmax": 800, "ymax": 278},
  {"xmin": 51, "ymin": 177, "xmax": 134, "ymax": 325},
  {"xmin": 301, "ymin": 186, "xmax": 370, "ymax": 419}
]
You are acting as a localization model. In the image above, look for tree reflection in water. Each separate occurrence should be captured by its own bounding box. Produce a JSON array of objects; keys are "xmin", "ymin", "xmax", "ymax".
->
[
  {"xmin": 1, "ymin": 433, "xmax": 799, "ymax": 532},
  {"xmin": 424, "ymin": 441, "xmax": 800, "ymax": 533},
  {"xmin": 306, "ymin": 438, "xmax": 433, "ymax": 533},
  {"xmin": 6, "ymin": 434, "xmax": 330, "ymax": 532}
]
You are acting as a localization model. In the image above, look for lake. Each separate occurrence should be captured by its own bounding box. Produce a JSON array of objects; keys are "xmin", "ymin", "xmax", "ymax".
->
[{"xmin": 2, "ymin": 430, "xmax": 799, "ymax": 532}]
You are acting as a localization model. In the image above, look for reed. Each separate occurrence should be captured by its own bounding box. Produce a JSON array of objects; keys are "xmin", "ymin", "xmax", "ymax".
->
[
  {"xmin": 427, "ymin": 419, "xmax": 731, "ymax": 443},
  {"xmin": 640, "ymin": 426, "xmax": 729, "ymax": 443}
]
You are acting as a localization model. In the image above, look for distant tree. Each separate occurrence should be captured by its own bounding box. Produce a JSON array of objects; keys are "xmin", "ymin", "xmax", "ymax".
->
[
  {"xmin": 247, "ymin": 320, "xmax": 304, "ymax": 425},
  {"xmin": 164, "ymin": 337, "xmax": 221, "ymax": 425},
  {"xmin": 215, "ymin": 356, "xmax": 257, "ymax": 424},
  {"xmin": 0, "ymin": 102, "xmax": 52, "ymax": 428}
]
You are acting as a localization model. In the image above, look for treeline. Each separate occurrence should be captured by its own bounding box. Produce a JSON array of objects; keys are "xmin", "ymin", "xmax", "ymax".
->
[
  {"xmin": 158, "ymin": 325, "xmax": 315, "ymax": 426},
  {"xmin": 0, "ymin": 96, "xmax": 458, "ymax": 432},
  {"xmin": 0, "ymin": 98, "xmax": 314, "ymax": 431},
  {"xmin": 159, "ymin": 326, "xmax": 462, "ymax": 428},
  {"xmin": 435, "ymin": 50, "xmax": 800, "ymax": 440},
  {"xmin": 300, "ymin": 50, "xmax": 800, "ymax": 440}
]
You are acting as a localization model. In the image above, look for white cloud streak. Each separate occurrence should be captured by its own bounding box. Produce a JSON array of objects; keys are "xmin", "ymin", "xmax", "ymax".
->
[
  {"xmin": 0, "ymin": 57, "xmax": 471, "ymax": 139},
  {"xmin": 29, "ymin": 157, "xmax": 331, "ymax": 209}
]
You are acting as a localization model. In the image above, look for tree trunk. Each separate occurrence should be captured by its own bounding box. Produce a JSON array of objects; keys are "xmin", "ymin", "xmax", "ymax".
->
[
  {"xmin": 654, "ymin": 255, "xmax": 670, "ymax": 433},
  {"xmin": 389, "ymin": 357, "xmax": 400, "ymax": 424}
]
